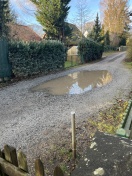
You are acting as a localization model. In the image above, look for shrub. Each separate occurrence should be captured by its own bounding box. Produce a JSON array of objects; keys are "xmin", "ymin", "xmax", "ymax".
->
[
  {"xmin": 78, "ymin": 38, "xmax": 103, "ymax": 63},
  {"xmin": 126, "ymin": 38, "xmax": 132, "ymax": 62},
  {"xmin": 9, "ymin": 40, "xmax": 66, "ymax": 77},
  {"xmin": 104, "ymin": 45, "xmax": 117, "ymax": 52}
]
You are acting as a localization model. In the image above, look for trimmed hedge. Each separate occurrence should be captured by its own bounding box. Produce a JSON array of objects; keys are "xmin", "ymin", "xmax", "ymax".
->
[
  {"xmin": 104, "ymin": 45, "xmax": 117, "ymax": 52},
  {"xmin": 78, "ymin": 38, "xmax": 103, "ymax": 63},
  {"xmin": 9, "ymin": 40, "xmax": 66, "ymax": 77}
]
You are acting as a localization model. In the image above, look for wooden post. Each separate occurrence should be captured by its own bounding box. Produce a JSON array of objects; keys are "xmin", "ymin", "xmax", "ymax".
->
[
  {"xmin": 0, "ymin": 150, "xmax": 2, "ymax": 157},
  {"xmin": 0, "ymin": 150, "xmax": 7, "ymax": 176},
  {"xmin": 0, "ymin": 158, "xmax": 29, "ymax": 176},
  {"xmin": 4, "ymin": 145, "xmax": 18, "ymax": 166},
  {"xmin": 71, "ymin": 111, "xmax": 76, "ymax": 159},
  {"xmin": 17, "ymin": 150, "xmax": 28, "ymax": 172},
  {"xmin": 54, "ymin": 166, "xmax": 64, "ymax": 176},
  {"xmin": 0, "ymin": 150, "xmax": 3, "ymax": 176},
  {"xmin": 35, "ymin": 159, "xmax": 45, "ymax": 176}
]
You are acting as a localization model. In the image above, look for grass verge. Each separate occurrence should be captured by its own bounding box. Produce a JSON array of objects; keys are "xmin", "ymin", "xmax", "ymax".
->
[
  {"xmin": 64, "ymin": 61, "xmax": 79, "ymax": 68},
  {"xmin": 102, "ymin": 51, "xmax": 119, "ymax": 57},
  {"xmin": 123, "ymin": 56, "xmax": 132, "ymax": 69},
  {"xmin": 65, "ymin": 51, "xmax": 119, "ymax": 69},
  {"xmin": 89, "ymin": 99, "xmax": 129, "ymax": 134},
  {"xmin": 124, "ymin": 61, "xmax": 132, "ymax": 69}
]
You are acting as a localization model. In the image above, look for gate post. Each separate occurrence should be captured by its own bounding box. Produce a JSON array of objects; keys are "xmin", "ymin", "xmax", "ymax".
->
[{"xmin": 0, "ymin": 37, "xmax": 12, "ymax": 81}]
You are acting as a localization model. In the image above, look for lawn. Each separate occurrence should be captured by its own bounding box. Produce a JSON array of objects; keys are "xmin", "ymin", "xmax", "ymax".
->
[
  {"xmin": 64, "ymin": 60, "xmax": 79, "ymax": 68},
  {"xmin": 65, "ymin": 51, "xmax": 119, "ymax": 69},
  {"xmin": 102, "ymin": 51, "xmax": 119, "ymax": 57}
]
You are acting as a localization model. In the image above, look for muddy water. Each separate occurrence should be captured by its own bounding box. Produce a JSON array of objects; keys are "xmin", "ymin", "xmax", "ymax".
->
[{"xmin": 31, "ymin": 70, "xmax": 112, "ymax": 95}]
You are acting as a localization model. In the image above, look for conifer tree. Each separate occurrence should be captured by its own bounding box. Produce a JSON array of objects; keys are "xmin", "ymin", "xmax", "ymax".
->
[
  {"xmin": 0, "ymin": 0, "xmax": 16, "ymax": 38},
  {"xmin": 88, "ymin": 13, "xmax": 104, "ymax": 43},
  {"xmin": 93, "ymin": 13, "xmax": 101, "ymax": 41},
  {"xmin": 0, "ymin": 0, "xmax": 10, "ymax": 38},
  {"xmin": 31, "ymin": 0, "xmax": 71, "ymax": 42}
]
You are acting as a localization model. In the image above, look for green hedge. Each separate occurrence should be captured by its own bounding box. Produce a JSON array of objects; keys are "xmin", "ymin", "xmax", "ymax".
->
[
  {"xmin": 9, "ymin": 40, "xmax": 66, "ymax": 77},
  {"xmin": 104, "ymin": 45, "xmax": 117, "ymax": 52},
  {"xmin": 78, "ymin": 38, "xmax": 103, "ymax": 63}
]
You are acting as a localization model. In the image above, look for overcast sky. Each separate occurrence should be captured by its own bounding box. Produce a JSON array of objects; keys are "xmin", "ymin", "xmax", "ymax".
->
[{"xmin": 10, "ymin": 0, "xmax": 132, "ymax": 26}]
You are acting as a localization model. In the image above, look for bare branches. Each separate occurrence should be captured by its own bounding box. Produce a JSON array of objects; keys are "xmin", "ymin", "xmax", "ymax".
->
[{"xmin": 70, "ymin": 0, "xmax": 93, "ymax": 37}]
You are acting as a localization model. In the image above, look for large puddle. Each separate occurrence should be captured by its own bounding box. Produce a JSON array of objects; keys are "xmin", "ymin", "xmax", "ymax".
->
[{"xmin": 31, "ymin": 70, "xmax": 112, "ymax": 95}]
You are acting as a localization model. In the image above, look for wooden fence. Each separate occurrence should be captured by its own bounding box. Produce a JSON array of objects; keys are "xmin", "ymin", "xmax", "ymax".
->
[{"xmin": 0, "ymin": 144, "xmax": 64, "ymax": 176}]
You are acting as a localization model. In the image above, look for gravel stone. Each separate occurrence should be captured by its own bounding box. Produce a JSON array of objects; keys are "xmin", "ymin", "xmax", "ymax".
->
[{"xmin": 0, "ymin": 52, "xmax": 131, "ymax": 152}]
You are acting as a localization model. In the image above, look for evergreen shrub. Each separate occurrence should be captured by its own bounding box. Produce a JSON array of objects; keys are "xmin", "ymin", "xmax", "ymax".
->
[
  {"xmin": 9, "ymin": 40, "xmax": 66, "ymax": 77},
  {"xmin": 104, "ymin": 45, "xmax": 117, "ymax": 52},
  {"xmin": 78, "ymin": 38, "xmax": 103, "ymax": 63}
]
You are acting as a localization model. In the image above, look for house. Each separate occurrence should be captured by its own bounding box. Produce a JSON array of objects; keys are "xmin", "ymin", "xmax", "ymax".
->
[
  {"xmin": 9, "ymin": 23, "xmax": 42, "ymax": 42},
  {"xmin": 83, "ymin": 21, "xmax": 94, "ymax": 37}
]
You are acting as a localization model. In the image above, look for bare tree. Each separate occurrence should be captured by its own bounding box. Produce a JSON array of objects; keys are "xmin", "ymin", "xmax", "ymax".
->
[{"xmin": 70, "ymin": 0, "xmax": 93, "ymax": 38}]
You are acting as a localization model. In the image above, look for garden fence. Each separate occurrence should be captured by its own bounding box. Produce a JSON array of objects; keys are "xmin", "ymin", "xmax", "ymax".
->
[{"xmin": 0, "ymin": 144, "xmax": 64, "ymax": 176}]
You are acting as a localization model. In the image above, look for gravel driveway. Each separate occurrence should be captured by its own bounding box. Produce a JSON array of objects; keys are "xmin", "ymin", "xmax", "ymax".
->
[{"xmin": 0, "ymin": 52, "xmax": 131, "ymax": 152}]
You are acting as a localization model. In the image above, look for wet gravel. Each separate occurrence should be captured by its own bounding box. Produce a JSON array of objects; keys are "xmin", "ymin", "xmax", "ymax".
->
[{"xmin": 0, "ymin": 52, "xmax": 131, "ymax": 157}]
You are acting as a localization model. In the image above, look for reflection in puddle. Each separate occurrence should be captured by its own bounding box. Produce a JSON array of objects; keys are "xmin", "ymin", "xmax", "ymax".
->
[{"xmin": 31, "ymin": 70, "xmax": 112, "ymax": 95}]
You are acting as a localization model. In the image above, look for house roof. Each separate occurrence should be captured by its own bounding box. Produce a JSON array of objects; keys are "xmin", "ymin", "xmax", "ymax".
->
[{"xmin": 9, "ymin": 23, "xmax": 42, "ymax": 42}]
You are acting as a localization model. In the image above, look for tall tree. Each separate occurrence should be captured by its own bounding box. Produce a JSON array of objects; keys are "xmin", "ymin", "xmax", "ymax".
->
[
  {"xmin": 0, "ymin": 0, "xmax": 10, "ymax": 38},
  {"xmin": 100, "ymin": 0, "xmax": 131, "ymax": 46},
  {"xmin": 0, "ymin": 0, "xmax": 17, "ymax": 38},
  {"xmin": 72, "ymin": 0, "xmax": 92, "ymax": 38},
  {"xmin": 93, "ymin": 13, "xmax": 102, "ymax": 42},
  {"xmin": 88, "ymin": 13, "xmax": 104, "ymax": 43},
  {"xmin": 31, "ymin": 0, "xmax": 71, "ymax": 42},
  {"xmin": 105, "ymin": 30, "xmax": 110, "ymax": 45}
]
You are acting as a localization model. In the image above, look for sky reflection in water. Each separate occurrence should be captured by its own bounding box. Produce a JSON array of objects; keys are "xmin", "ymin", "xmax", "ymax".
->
[{"xmin": 31, "ymin": 70, "xmax": 112, "ymax": 95}]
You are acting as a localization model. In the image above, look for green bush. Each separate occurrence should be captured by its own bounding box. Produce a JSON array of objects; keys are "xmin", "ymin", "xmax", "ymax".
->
[
  {"xmin": 126, "ymin": 38, "xmax": 132, "ymax": 62},
  {"xmin": 104, "ymin": 45, "xmax": 117, "ymax": 52},
  {"xmin": 9, "ymin": 40, "xmax": 66, "ymax": 77},
  {"xmin": 78, "ymin": 38, "xmax": 103, "ymax": 63}
]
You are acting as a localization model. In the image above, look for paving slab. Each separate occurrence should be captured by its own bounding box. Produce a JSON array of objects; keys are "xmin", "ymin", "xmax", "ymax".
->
[{"xmin": 71, "ymin": 131, "xmax": 132, "ymax": 176}]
